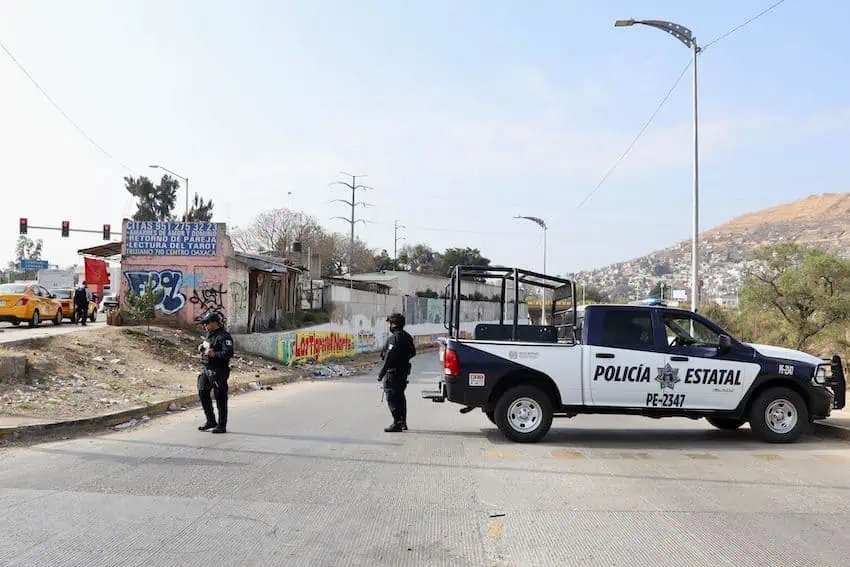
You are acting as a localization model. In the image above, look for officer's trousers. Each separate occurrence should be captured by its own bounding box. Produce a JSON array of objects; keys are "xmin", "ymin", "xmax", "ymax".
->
[
  {"xmin": 385, "ymin": 377, "xmax": 408, "ymax": 424},
  {"xmin": 199, "ymin": 370, "xmax": 229, "ymax": 427}
]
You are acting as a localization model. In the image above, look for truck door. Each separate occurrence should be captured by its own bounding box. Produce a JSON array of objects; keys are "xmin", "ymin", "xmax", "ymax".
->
[
  {"xmin": 587, "ymin": 308, "xmax": 666, "ymax": 407},
  {"xmin": 660, "ymin": 311, "xmax": 760, "ymax": 410}
]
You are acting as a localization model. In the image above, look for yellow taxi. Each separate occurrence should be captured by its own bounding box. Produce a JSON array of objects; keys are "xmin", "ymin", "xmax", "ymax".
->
[
  {"xmin": 0, "ymin": 283, "xmax": 63, "ymax": 327},
  {"xmin": 50, "ymin": 288, "xmax": 97, "ymax": 323}
]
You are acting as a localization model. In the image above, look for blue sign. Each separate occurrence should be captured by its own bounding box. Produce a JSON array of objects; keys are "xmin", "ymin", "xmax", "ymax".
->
[
  {"xmin": 125, "ymin": 222, "xmax": 218, "ymax": 257},
  {"xmin": 20, "ymin": 259, "xmax": 49, "ymax": 270}
]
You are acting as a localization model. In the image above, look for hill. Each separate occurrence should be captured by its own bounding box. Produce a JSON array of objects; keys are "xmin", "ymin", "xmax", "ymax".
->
[{"xmin": 575, "ymin": 193, "xmax": 850, "ymax": 304}]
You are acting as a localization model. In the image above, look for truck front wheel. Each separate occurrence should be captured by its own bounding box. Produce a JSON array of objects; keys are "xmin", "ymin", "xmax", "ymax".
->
[
  {"xmin": 494, "ymin": 385, "xmax": 553, "ymax": 443},
  {"xmin": 749, "ymin": 387, "xmax": 808, "ymax": 443}
]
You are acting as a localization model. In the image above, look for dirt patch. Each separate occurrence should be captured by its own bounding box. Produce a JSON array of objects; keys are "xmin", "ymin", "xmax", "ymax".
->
[{"xmin": 0, "ymin": 326, "xmax": 380, "ymax": 422}]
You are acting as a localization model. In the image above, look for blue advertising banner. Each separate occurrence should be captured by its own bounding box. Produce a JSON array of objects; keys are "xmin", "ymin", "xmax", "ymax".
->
[
  {"xmin": 20, "ymin": 259, "xmax": 49, "ymax": 270},
  {"xmin": 125, "ymin": 222, "xmax": 218, "ymax": 257}
]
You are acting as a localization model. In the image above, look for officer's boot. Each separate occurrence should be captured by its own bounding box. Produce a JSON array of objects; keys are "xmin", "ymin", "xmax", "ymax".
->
[{"xmin": 384, "ymin": 422, "xmax": 404, "ymax": 433}]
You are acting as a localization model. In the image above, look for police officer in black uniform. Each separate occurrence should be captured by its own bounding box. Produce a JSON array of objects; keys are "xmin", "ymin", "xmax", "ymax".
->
[
  {"xmin": 197, "ymin": 312, "xmax": 234, "ymax": 434},
  {"xmin": 378, "ymin": 313, "xmax": 416, "ymax": 432}
]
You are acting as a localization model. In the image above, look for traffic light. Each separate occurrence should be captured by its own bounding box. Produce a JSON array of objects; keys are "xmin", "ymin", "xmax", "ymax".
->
[
  {"xmin": 19, "ymin": 218, "xmax": 27, "ymax": 234},
  {"xmin": 61, "ymin": 221, "xmax": 70, "ymax": 237},
  {"xmin": 102, "ymin": 224, "xmax": 111, "ymax": 240}
]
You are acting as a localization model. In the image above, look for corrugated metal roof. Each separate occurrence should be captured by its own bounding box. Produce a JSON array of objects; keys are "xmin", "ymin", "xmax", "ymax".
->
[
  {"xmin": 78, "ymin": 241, "xmax": 122, "ymax": 258},
  {"xmin": 234, "ymin": 251, "xmax": 302, "ymax": 273}
]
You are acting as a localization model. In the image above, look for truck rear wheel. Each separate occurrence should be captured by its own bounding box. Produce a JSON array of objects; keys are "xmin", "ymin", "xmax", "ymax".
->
[
  {"xmin": 706, "ymin": 417, "xmax": 746, "ymax": 430},
  {"xmin": 749, "ymin": 387, "xmax": 808, "ymax": 443},
  {"xmin": 494, "ymin": 385, "xmax": 553, "ymax": 443}
]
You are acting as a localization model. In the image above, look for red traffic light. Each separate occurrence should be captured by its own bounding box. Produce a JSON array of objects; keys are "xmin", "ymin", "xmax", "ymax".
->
[
  {"xmin": 102, "ymin": 224, "xmax": 111, "ymax": 240},
  {"xmin": 19, "ymin": 218, "xmax": 27, "ymax": 234},
  {"xmin": 61, "ymin": 221, "xmax": 70, "ymax": 237}
]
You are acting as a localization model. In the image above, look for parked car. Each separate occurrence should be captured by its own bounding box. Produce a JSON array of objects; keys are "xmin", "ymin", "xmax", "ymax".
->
[
  {"xmin": 100, "ymin": 293, "xmax": 119, "ymax": 311},
  {"xmin": 49, "ymin": 288, "xmax": 97, "ymax": 323},
  {"xmin": 0, "ymin": 283, "xmax": 63, "ymax": 327}
]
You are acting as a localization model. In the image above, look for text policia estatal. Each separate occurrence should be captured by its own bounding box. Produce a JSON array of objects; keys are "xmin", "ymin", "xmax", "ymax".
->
[{"xmin": 593, "ymin": 365, "xmax": 743, "ymax": 386}]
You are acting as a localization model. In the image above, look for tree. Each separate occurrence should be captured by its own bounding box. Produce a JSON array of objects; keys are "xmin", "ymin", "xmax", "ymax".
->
[
  {"xmin": 578, "ymin": 284, "xmax": 609, "ymax": 304},
  {"xmin": 374, "ymin": 249, "xmax": 395, "ymax": 272},
  {"xmin": 125, "ymin": 175, "xmax": 179, "ymax": 221},
  {"xmin": 184, "ymin": 193, "xmax": 214, "ymax": 222},
  {"xmin": 742, "ymin": 243, "xmax": 850, "ymax": 350},
  {"xmin": 398, "ymin": 244, "xmax": 441, "ymax": 274},
  {"xmin": 4, "ymin": 236, "xmax": 44, "ymax": 281},
  {"xmin": 231, "ymin": 208, "xmax": 324, "ymax": 257},
  {"xmin": 438, "ymin": 247, "xmax": 490, "ymax": 275},
  {"xmin": 125, "ymin": 279, "xmax": 164, "ymax": 331}
]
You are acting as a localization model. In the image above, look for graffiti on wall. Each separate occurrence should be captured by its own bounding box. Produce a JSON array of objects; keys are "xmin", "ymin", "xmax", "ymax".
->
[
  {"xmin": 189, "ymin": 283, "xmax": 227, "ymax": 322},
  {"xmin": 124, "ymin": 270, "xmax": 187, "ymax": 315},
  {"xmin": 275, "ymin": 331, "xmax": 356, "ymax": 366},
  {"xmin": 230, "ymin": 281, "xmax": 247, "ymax": 311}
]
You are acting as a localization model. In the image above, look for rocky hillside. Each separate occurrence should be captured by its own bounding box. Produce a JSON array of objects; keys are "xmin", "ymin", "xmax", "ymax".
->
[{"xmin": 576, "ymin": 193, "xmax": 850, "ymax": 304}]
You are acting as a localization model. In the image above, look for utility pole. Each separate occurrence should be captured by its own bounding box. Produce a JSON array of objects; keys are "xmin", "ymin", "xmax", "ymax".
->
[
  {"xmin": 393, "ymin": 220, "xmax": 405, "ymax": 269},
  {"xmin": 331, "ymin": 172, "xmax": 372, "ymax": 288}
]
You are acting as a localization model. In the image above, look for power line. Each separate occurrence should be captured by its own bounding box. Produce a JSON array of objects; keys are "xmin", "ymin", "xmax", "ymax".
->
[
  {"xmin": 0, "ymin": 37, "xmax": 136, "ymax": 175},
  {"xmin": 702, "ymin": 0, "xmax": 788, "ymax": 51},
  {"xmin": 576, "ymin": 59, "xmax": 692, "ymax": 209}
]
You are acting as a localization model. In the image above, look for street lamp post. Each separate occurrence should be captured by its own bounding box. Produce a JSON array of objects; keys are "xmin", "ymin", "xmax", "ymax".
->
[
  {"xmin": 615, "ymin": 18, "xmax": 701, "ymax": 312},
  {"xmin": 149, "ymin": 164, "xmax": 190, "ymax": 221},
  {"xmin": 514, "ymin": 215, "xmax": 548, "ymax": 323}
]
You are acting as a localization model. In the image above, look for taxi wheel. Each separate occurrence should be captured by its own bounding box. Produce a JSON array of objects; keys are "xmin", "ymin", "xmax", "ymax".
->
[
  {"xmin": 90, "ymin": 310, "xmax": 97, "ymax": 323},
  {"xmin": 53, "ymin": 309, "xmax": 63, "ymax": 326},
  {"xmin": 28, "ymin": 310, "xmax": 40, "ymax": 328},
  {"xmin": 11, "ymin": 321, "xmax": 21, "ymax": 327}
]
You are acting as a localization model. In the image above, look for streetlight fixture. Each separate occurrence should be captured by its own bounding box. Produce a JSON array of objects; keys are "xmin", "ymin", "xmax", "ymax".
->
[
  {"xmin": 149, "ymin": 164, "xmax": 190, "ymax": 221},
  {"xmin": 615, "ymin": 18, "xmax": 701, "ymax": 312}
]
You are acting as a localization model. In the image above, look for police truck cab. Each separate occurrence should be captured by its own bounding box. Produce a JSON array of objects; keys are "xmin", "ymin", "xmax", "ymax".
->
[{"xmin": 423, "ymin": 266, "xmax": 846, "ymax": 443}]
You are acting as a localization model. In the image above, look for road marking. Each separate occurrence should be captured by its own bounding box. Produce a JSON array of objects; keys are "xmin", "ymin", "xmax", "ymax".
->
[
  {"xmin": 685, "ymin": 452, "xmax": 717, "ymax": 460},
  {"xmin": 814, "ymin": 454, "xmax": 850, "ymax": 462},
  {"xmin": 483, "ymin": 449, "xmax": 517, "ymax": 459},
  {"xmin": 753, "ymin": 454, "xmax": 782, "ymax": 461},
  {"xmin": 551, "ymin": 449, "xmax": 585, "ymax": 460},
  {"xmin": 488, "ymin": 521, "xmax": 503, "ymax": 540}
]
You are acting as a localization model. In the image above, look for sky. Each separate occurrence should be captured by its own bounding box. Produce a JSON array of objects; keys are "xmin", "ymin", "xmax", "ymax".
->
[{"xmin": 1, "ymin": 0, "xmax": 848, "ymax": 275}]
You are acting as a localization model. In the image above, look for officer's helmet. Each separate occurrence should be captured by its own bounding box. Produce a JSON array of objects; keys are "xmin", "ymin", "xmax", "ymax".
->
[{"xmin": 386, "ymin": 313, "xmax": 405, "ymax": 329}]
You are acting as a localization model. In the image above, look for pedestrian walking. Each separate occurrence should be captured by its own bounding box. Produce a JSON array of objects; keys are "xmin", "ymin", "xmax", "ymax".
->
[
  {"xmin": 378, "ymin": 313, "xmax": 416, "ymax": 432},
  {"xmin": 197, "ymin": 312, "xmax": 234, "ymax": 434},
  {"xmin": 73, "ymin": 282, "xmax": 89, "ymax": 326}
]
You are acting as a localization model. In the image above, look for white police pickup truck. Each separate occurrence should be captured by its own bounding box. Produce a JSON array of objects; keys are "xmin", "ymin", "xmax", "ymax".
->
[{"xmin": 423, "ymin": 266, "xmax": 846, "ymax": 443}]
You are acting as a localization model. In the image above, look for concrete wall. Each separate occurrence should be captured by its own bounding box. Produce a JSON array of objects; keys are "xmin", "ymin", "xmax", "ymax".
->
[
  {"xmin": 354, "ymin": 271, "xmax": 515, "ymax": 300},
  {"xmin": 235, "ymin": 289, "xmax": 530, "ymax": 366},
  {"xmin": 120, "ymin": 221, "xmax": 248, "ymax": 332}
]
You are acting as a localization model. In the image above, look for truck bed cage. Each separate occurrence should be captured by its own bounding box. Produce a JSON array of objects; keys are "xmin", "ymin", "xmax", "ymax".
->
[{"xmin": 445, "ymin": 265, "xmax": 578, "ymax": 343}]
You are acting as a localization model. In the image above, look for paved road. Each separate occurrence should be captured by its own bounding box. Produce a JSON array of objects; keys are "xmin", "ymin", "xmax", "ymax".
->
[
  {"xmin": 1, "ymin": 354, "xmax": 849, "ymax": 566},
  {"xmin": 0, "ymin": 320, "xmax": 105, "ymax": 344}
]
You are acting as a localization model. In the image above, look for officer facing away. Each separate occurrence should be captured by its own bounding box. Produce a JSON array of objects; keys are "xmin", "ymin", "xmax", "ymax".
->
[
  {"xmin": 378, "ymin": 313, "xmax": 416, "ymax": 432},
  {"xmin": 197, "ymin": 312, "xmax": 234, "ymax": 434},
  {"xmin": 74, "ymin": 282, "xmax": 89, "ymax": 326}
]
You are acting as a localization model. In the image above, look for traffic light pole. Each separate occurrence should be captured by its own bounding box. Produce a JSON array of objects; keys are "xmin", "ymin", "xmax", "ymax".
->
[{"xmin": 23, "ymin": 224, "xmax": 116, "ymax": 238}]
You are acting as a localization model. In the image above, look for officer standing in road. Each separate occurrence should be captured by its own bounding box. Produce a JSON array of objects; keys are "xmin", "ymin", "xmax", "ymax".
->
[
  {"xmin": 197, "ymin": 312, "xmax": 234, "ymax": 434},
  {"xmin": 378, "ymin": 313, "xmax": 416, "ymax": 432},
  {"xmin": 74, "ymin": 282, "xmax": 89, "ymax": 326}
]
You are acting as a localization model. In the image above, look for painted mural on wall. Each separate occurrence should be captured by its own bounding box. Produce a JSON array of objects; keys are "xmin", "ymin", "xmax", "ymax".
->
[
  {"xmin": 275, "ymin": 331, "xmax": 356, "ymax": 366},
  {"xmin": 124, "ymin": 270, "xmax": 187, "ymax": 315},
  {"xmin": 125, "ymin": 222, "xmax": 217, "ymax": 257}
]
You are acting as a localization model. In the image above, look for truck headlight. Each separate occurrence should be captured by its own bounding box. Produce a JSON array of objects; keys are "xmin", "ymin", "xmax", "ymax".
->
[{"xmin": 813, "ymin": 365, "xmax": 828, "ymax": 385}]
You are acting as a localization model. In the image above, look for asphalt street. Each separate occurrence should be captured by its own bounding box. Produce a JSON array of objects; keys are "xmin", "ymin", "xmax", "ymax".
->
[{"xmin": 1, "ymin": 353, "xmax": 850, "ymax": 566}]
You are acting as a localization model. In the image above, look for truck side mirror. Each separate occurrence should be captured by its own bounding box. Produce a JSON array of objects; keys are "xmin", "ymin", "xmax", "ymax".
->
[{"xmin": 718, "ymin": 334, "xmax": 732, "ymax": 356}]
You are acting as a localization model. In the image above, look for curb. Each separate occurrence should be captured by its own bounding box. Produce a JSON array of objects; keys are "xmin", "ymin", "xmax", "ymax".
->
[
  {"xmin": 813, "ymin": 420, "xmax": 850, "ymax": 442},
  {"xmin": 0, "ymin": 373, "xmax": 303, "ymax": 443}
]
